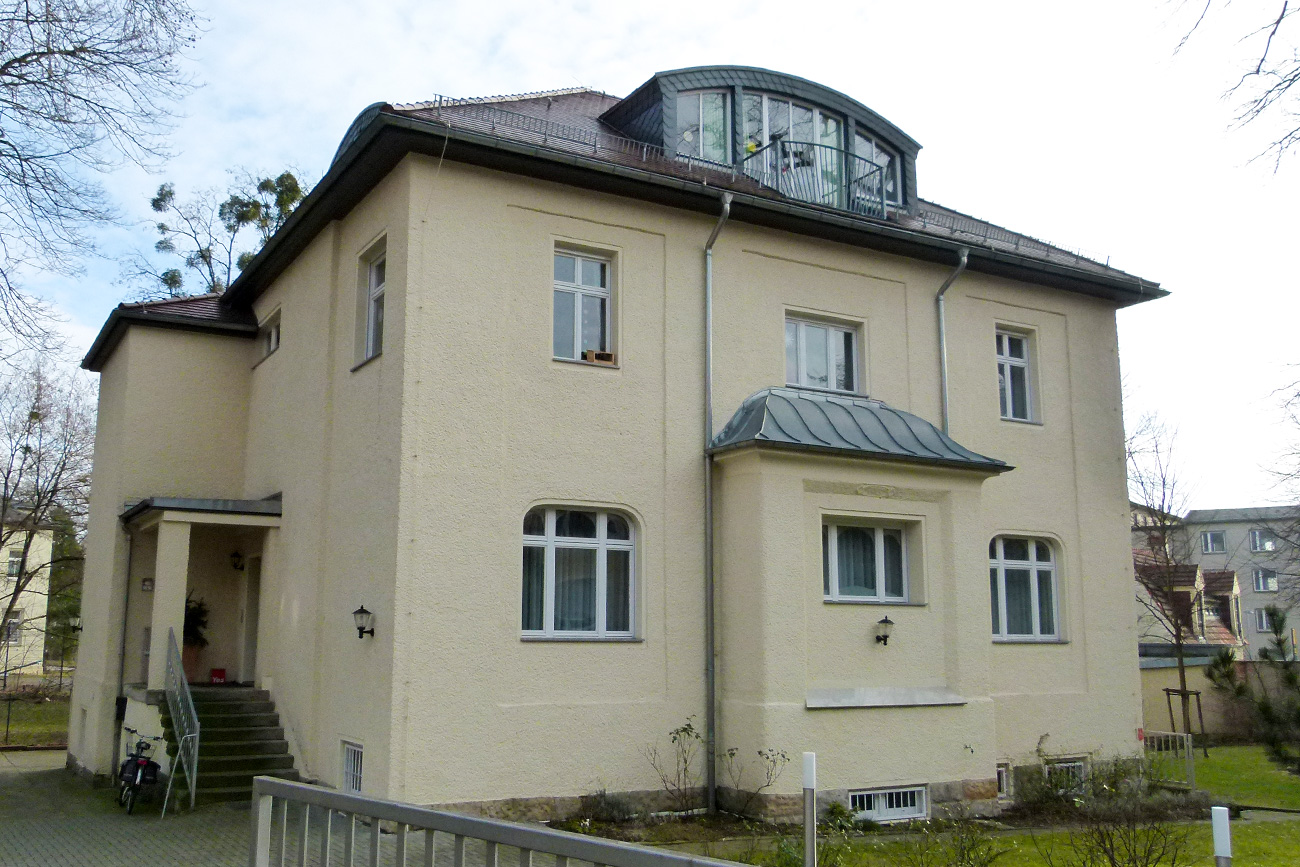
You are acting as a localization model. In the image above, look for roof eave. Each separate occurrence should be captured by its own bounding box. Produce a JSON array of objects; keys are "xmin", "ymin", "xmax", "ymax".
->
[
  {"xmin": 221, "ymin": 110, "xmax": 1163, "ymax": 311},
  {"xmin": 707, "ymin": 438, "xmax": 1013, "ymax": 475},
  {"xmin": 81, "ymin": 308, "xmax": 259, "ymax": 372}
]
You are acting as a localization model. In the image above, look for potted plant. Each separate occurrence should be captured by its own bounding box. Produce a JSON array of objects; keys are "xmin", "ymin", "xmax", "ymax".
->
[{"xmin": 182, "ymin": 593, "xmax": 209, "ymax": 683}]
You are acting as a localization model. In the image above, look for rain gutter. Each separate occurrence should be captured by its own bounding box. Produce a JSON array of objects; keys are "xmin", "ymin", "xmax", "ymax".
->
[{"xmin": 935, "ymin": 248, "xmax": 969, "ymax": 435}]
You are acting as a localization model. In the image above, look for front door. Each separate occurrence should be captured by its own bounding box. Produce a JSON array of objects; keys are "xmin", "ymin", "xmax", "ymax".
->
[{"xmin": 239, "ymin": 557, "xmax": 261, "ymax": 684}]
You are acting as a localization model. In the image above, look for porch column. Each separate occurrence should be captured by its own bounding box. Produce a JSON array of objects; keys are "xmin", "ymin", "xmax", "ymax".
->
[{"xmin": 148, "ymin": 519, "xmax": 191, "ymax": 689}]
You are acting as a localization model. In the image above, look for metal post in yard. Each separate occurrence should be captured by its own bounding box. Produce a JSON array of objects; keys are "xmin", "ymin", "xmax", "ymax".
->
[
  {"xmin": 1185, "ymin": 733, "xmax": 1196, "ymax": 789},
  {"xmin": 803, "ymin": 752, "xmax": 817, "ymax": 867},
  {"xmin": 1212, "ymin": 805, "xmax": 1231, "ymax": 866}
]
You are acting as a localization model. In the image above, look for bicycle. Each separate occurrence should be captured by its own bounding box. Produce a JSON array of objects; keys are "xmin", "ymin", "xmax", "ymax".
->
[{"xmin": 117, "ymin": 726, "xmax": 163, "ymax": 814}]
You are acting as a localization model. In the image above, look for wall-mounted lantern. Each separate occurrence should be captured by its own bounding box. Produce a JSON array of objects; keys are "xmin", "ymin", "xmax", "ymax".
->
[
  {"xmin": 230, "ymin": 552, "xmax": 246, "ymax": 571},
  {"xmin": 353, "ymin": 605, "xmax": 375, "ymax": 639},
  {"xmin": 875, "ymin": 615, "xmax": 895, "ymax": 646}
]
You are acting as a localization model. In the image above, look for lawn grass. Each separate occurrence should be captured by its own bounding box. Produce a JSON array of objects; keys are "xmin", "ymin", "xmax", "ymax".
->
[
  {"xmin": 1195, "ymin": 744, "xmax": 1300, "ymax": 810},
  {"xmin": 0, "ymin": 695, "xmax": 69, "ymax": 746}
]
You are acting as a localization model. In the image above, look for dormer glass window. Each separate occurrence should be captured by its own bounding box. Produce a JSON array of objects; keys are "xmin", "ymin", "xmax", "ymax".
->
[
  {"xmin": 676, "ymin": 91, "xmax": 729, "ymax": 164},
  {"xmin": 854, "ymin": 130, "xmax": 900, "ymax": 204}
]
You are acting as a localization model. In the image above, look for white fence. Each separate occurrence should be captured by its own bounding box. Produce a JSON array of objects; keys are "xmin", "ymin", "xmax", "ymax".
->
[{"xmin": 1143, "ymin": 730, "xmax": 1195, "ymax": 789}]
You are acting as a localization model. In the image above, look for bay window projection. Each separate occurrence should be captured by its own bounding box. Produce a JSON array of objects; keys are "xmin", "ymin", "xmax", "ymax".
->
[
  {"xmin": 786, "ymin": 318, "xmax": 857, "ymax": 392},
  {"xmin": 522, "ymin": 507, "xmax": 634, "ymax": 638},
  {"xmin": 553, "ymin": 252, "xmax": 611, "ymax": 361},
  {"xmin": 990, "ymin": 536, "xmax": 1057, "ymax": 640},
  {"xmin": 823, "ymin": 523, "xmax": 906, "ymax": 602}
]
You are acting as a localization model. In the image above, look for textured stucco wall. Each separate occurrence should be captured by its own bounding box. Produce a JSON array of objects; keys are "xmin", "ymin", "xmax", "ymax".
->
[{"xmin": 3, "ymin": 528, "xmax": 53, "ymax": 675}]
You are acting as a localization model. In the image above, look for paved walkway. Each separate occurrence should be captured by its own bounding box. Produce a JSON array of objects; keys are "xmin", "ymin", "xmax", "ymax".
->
[{"xmin": 0, "ymin": 750, "xmax": 250, "ymax": 866}]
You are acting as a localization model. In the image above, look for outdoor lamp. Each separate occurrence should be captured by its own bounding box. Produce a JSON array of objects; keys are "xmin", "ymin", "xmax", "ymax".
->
[
  {"xmin": 71, "ymin": 617, "xmax": 83, "ymax": 633},
  {"xmin": 230, "ymin": 551, "xmax": 246, "ymax": 571},
  {"xmin": 875, "ymin": 615, "xmax": 895, "ymax": 646},
  {"xmin": 353, "ymin": 605, "xmax": 375, "ymax": 639}
]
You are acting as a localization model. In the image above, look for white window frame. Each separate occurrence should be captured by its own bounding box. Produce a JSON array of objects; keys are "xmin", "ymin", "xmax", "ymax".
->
[
  {"xmin": 1255, "ymin": 608, "xmax": 1276, "ymax": 633},
  {"xmin": 5, "ymin": 548, "xmax": 20, "ymax": 588},
  {"xmin": 785, "ymin": 316, "xmax": 859, "ymax": 393},
  {"xmin": 260, "ymin": 310, "xmax": 281, "ymax": 358},
  {"xmin": 676, "ymin": 90, "xmax": 731, "ymax": 164},
  {"xmin": 822, "ymin": 522, "xmax": 908, "ymax": 603},
  {"xmin": 996, "ymin": 763, "xmax": 1012, "ymax": 800},
  {"xmin": 365, "ymin": 254, "xmax": 386, "ymax": 360},
  {"xmin": 849, "ymin": 786, "xmax": 927, "ymax": 822},
  {"xmin": 342, "ymin": 741, "xmax": 363, "ymax": 795},
  {"xmin": 1045, "ymin": 760, "xmax": 1087, "ymax": 795},
  {"xmin": 552, "ymin": 251, "xmax": 613, "ymax": 362},
  {"xmin": 522, "ymin": 507, "xmax": 635, "ymax": 639},
  {"xmin": 1250, "ymin": 528, "xmax": 1277, "ymax": 553},
  {"xmin": 990, "ymin": 536, "xmax": 1059, "ymax": 641},
  {"xmin": 852, "ymin": 129, "xmax": 901, "ymax": 205},
  {"xmin": 1201, "ymin": 531, "xmax": 1226, "ymax": 554},
  {"xmin": 995, "ymin": 329, "xmax": 1033, "ymax": 422},
  {"xmin": 1253, "ymin": 568, "xmax": 1279, "ymax": 593},
  {"xmin": 2, "ymin": 611, "xmax": 21, "ymax": 645}
]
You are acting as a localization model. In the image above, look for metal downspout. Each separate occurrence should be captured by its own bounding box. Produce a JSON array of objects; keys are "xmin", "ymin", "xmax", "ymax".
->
[
  {"xmin": 112, "ymin": 528, "xmax": 135, "ymax": 770},
  {"xmin": 704, "ymin": 192, "xmax": 732, "ymax": 814},
  {"xmin": 936, "ymin": 248, "xmax": 969, "ymax": 435}
]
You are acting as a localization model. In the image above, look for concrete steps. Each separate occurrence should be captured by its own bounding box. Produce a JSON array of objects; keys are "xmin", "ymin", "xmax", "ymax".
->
[{"xmin": 160, "ymin": 685, "xmax": 298, "ymax": 806}]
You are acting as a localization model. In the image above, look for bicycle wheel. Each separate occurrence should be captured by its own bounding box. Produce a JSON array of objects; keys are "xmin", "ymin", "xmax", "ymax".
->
[
  {"xmin": 117, "ymin": 782, "xmax": 128, "ymax": 806},
  {"xmin": 124, "ymin": 785, "xmax": 136, "ymax": 815}
]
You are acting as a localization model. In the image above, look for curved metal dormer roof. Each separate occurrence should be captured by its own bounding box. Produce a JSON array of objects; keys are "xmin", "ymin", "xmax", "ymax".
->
[{"xmin": 710, "ymin": 387, "xmax": 1010, "ymax": 473}]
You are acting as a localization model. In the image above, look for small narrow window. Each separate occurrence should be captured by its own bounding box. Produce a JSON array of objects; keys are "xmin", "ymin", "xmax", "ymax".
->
[
  {"xmin": 1254, "ymin": 568, "xmax": 1278, "ymax": 593},
  {"xmin": 787, "ymin": 317, "xmax": 857, "ymax": 392},
  {"xmin": 996, "ymin": 763, "xmax": 1012, "ymax": 800},
  {"xmin": 990, "ymin": 536, "xmax": 1058, "ymax": 640},
  {"xmin": 365, "ymin": 255, "xmax": 386, "ymax": 360},
  {"xmin": 260, "ymin": 310, "xmax": 281, "ymax": 358},
  {"xmin": 553, "ymin": 251, "xmax": 613, "ymax": 363},
  {"xmin": 342, "ymin": 741, "xmax": 364, "ymax": 794},
  {"xmin": 1201, "ymin": 531, "xmax": 1226, "ymax": 554},
  {"xmin": 5, "ymin": 549, "xmax": 21, "ymax": 583},
  {"xmin": 1249, "ymin": 528, "xmax": 1277, "ymax": 553},
  {"xmin": 822, "ymin": 523, "xmax": 906, "ymax": 602},
  {"xmin": 995, "ymin": 329, "xmax": 1032, "ymax": 421}
]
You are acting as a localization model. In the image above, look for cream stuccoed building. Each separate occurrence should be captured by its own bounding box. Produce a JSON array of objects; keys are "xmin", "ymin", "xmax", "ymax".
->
[{"xmin": 69, "ymin": 66, "xmax": 1164, "ymax": 818}]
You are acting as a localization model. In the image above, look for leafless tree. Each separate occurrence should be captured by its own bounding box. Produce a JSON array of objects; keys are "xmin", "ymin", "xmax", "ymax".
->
[
  {"xmin": 0, "ymin": 361, "xmax": 95, "ymax": 661},
  {"xmin": 1177, "ymin": 1, "xmax": 1300, "ymax": 165},
  {"xmin": 1128, "ymin": 413, "xmax": 1200, "ymax": 736},
  {"xmin": 0, "ymin": 0, "xmax": 198, "ymax": 355}
]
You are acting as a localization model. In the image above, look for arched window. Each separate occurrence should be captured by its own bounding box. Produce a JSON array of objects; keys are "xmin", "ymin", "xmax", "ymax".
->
[
  {"xmin": 522, "ymin": 507, "xmax": 634, "ymax": 638},
  {"xmin": 989, "ymin": 536, "xmax": 1057, "ymax": 640}
]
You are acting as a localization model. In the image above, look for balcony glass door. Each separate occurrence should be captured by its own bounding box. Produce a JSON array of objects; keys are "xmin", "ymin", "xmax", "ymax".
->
[{"xmin": 742, "ymin": 94, "xmax": 844, "ymax": 206}]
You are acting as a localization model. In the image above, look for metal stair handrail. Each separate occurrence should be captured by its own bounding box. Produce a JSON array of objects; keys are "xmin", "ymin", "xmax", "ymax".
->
[{"xmin": 162, "ymin": 626, "xmax": 200, "ymax": 814}]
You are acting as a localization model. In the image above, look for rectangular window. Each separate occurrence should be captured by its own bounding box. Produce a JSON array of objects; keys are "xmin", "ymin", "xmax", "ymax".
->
[
  {"xmin": 1250, "ymin": 528, "xmax": 1277, "ymax": 553},
  {"xmin": 522, "ymin": 507, "xmax": 634, "ymax": 638},
  {"xmin": 676, "ymin": 91, "xmax": 730, "ymax": 164},
  {"xmin": 365, "ymin": 254, "xmax": 386, "ymax": 360},
  {"xmin": 553, "ymin": 252, "xmax": 613, "ymax": 363},
  {"xmin": 259, "ymin": 310, "xmax": 281, "ymax": 358},
  {"xmin": 1045, "ymin": 761, "xmax": 1086, "ymax": 795},
  {"xmin": 1254, "ymin": 568, "xmax": 1279, "ymax": 593},
  {"xmin": 2, "ymin": 611, "xmax": 21, "ymax": 644},
  {"xmin": 990, "ymin": 536, "xmax": 1058, "ymax": 640},
  {"xmin": 342, "ymin": 741, "xmax": 363, "ymax": 794},
  {"xmin": 1201, "ymin": 531, "xmax": 1226, "ymax": 554},
  {"xmin": 5, "ymin": 549, "xmax": 20, "ymax": 584},
  {"xmin": 853, "ymin": 130, "xmax": 901, "ymax": 205},
  {"xmin": 849, "ymin": 786, "xmax": 927, "ymax": 822},
  {"xmin": 786, "ymin": 317, "xmax": 857, "ymax": 392},
  {"xmin": 996, "ymin": 764, "xmax": 1012, "ymax": 800},
  {"xmin": 822, "ymin": 523, "xmax": 906, "ymax": 602},
  {"xmin": 1255, "ymin": 609, "xmax": 1276, "ymax": 633},
  {"xmin": 995, "ymin": 330, "xmax": 1032, "ymax": 421}
]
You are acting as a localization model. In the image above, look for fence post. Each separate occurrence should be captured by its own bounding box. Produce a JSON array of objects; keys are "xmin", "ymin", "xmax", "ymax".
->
[
  {"xmin": 1212, "ymin": 805, "xmax": 1231, "ymax": 866},
  {"xmin": 250, "ymin": 787, "xmax": 273, "ymax": 867},
  {"xmin": 1185, "ymin": 733, "xmax": 1196, "ymax": 789},
  {"xmin": 803, "ymin": 752, "xmax": 817, "ymax": 867}
]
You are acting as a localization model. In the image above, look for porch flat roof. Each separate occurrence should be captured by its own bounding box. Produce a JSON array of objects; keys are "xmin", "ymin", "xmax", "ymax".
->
[{"xmin": 120, "ymin": 496, "xmax": 283, "ymax": 524}]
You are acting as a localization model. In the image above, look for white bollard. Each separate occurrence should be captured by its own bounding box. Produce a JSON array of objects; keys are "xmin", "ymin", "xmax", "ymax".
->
[
  {"xmin": 803, "ymin": 752, "xmax": 817, "ymax": 867},
  {"xmin": 1212, "ymin": 805, "xmax": 1231, "ymax": 867}
]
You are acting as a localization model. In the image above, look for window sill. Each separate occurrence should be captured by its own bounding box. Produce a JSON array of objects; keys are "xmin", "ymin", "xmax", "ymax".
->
[
  {"xmin": 250, "ymin": 349, "xmax": 278, "ymax": 371},
  {"xmin": 992, "ymin": 637, "xmax": 1068, "ymax": 645},
  {"xmin": 351, "ymin": 352, "xmax": 382, "ymax": 373},
  {"xmin": 999, "ymin": 416, "xmax": 1043, "ymax": 427},
  {"xmin": 824, "ymin": 598, "xmax": 922, "ymax": 607},
  {"xmin": 785, "ymin": 383, "xmax": 863, "ymax": 398},
  {"xmin": 552, "ymin": 356, "xmax": 621, "ymax": 370},
  {"xmin": 521, "ymin": 634, "xmax": 642, "ymax": 643}
]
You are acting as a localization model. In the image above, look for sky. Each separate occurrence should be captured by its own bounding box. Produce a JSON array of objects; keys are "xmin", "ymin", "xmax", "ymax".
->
[{"xmin": 27, "ymin": 0, "xmax": 1300, "ymax": 510}]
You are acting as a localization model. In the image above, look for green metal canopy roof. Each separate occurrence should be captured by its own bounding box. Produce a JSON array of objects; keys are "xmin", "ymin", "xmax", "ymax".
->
[{"xmin": 710, "ymin": 387, "xmax": 1010, "ymax": 473}]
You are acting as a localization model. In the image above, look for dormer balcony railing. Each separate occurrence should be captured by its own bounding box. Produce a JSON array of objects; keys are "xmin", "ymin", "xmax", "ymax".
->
[{"xmin": 741, "ymin": 140, "xmax": 888, "ymax": 218}]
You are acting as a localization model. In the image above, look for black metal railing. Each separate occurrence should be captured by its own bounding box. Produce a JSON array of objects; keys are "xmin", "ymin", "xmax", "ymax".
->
[{"xmin": 742, "ymin": 140, "xmax": 887, "ymax": 217}]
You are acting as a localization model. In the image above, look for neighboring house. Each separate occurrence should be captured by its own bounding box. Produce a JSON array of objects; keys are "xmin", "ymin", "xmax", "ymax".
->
[
  {"xmin": 2, "ymin": 527, "xmax": 54, "ymax": 681},
  {"xmin": 69, "ymin": 66, "xmax": 1163, "ymax": 819},
  {"xmin": 1184, "ymin": 507, "xmax": 1300, "ymax": 649}
]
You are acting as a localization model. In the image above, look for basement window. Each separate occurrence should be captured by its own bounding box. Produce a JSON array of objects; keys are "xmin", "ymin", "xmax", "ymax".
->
[
  {"xmin": 1045, "ymin": 760, "xmax": 1086, "ymax": 795},
  {"xmin": 342, "ymin": 741, "xmax": 363, "ymax": 795},
  {"xmin": 849, "ymin": 786, "xmax": 927, "ymax": 822}
]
